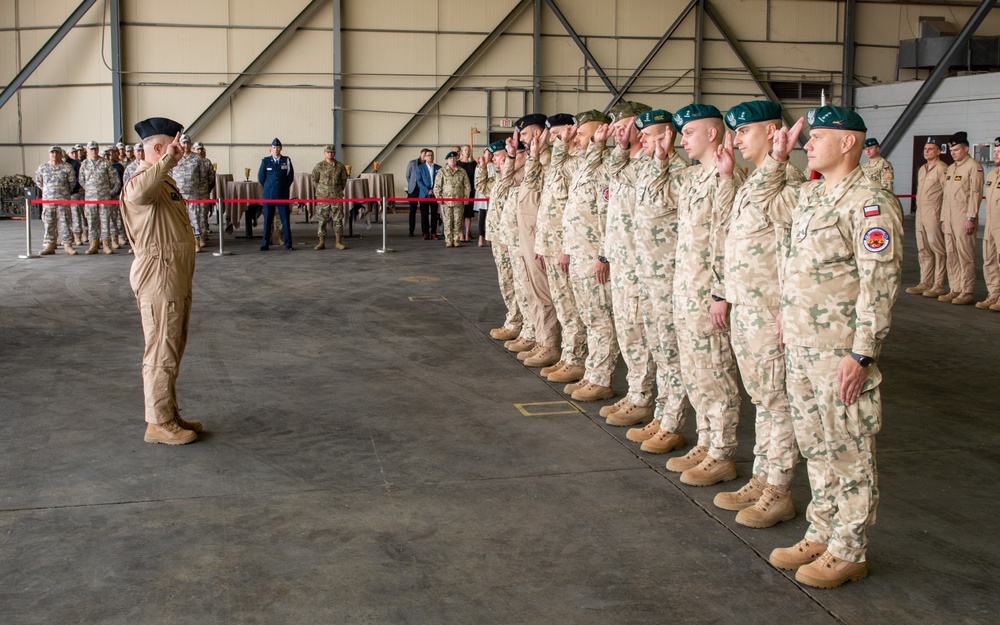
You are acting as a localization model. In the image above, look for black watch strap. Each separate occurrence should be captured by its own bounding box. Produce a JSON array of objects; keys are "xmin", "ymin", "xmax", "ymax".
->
[
  {"xmin": 598, "ymin": 256, "xmax": 609, "ymax": 264},
  {"xmin": 850, "ymin": 352, "xmax": 874, "ymax": 367}
]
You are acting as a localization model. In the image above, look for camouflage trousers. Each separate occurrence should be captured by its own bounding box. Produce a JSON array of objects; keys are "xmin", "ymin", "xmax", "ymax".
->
[
  {"xmin": 86, "ymin": 201, "xmax": 119, "ymax": 240},
  {"xmin": 509, "ymin": 247, "xmax": 537, "ymax": 342},
  {"xmin": 730, "ymin": 304, "xmax": 797, "ymax": 486},
  {"xmin": 116, "ymin": 204, "xmax": 126, "ymax": 239},
  {"xmin": 638, "ymin": 276, "xmax": 690, "ymax": 433},
  {"xmin": 70, "ymin": 193, "xmax": 85, "ymax": 234},
  {"xmin": 186, "ymin": 202, "xmax": 202, "ymax": 237},
  {"xmin": 490, "ymin": 243, "xmax": 523, "ymax": 333},
  {"xmin": 785, "ymin": 345, "xmax": 880, "ymax": 564},
  {"xmin": 42, "ymin": 204, "xmax": 73, "ymax": 245},
  {"xmin": 570, "ymin": 263, "xmax": 619, "ymax": 387},
  {"xmin": 610, "ymin": 275, "xmax": 654, "ymax": 406},
  {"xmin": 544, "ymin": 257, "xmax": 586, "ymax": 366},
  {"xmin": 316, "ymin": 203, "xmax": 346, "ymax": 237},
  {"xmin": 675, "ymin": 315, "xmax": 740, "ymax": 459},
  {"xmin": 441, "ymin": 203, "xmax": 464, "ymax": 245}
]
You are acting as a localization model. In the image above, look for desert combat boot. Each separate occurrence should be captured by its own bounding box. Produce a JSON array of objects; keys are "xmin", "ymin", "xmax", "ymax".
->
[
  {"xmin": 540, "ymin": 360, "xmax": 566, "ymax": 377},
  {"xmin": 769, "ymin": 539, "xmax": 827, "ymax": 571},
  {"xmin": 794, "ymin": 551, "xmax": 868, "ymax": 589},
  {"xmin": 599, "ymin": 398, "xmax": 629, "ymax": 418},
  {"xmin": 524, "ymin": 345, "xmax": 560, "ymax": 367},
  {"xmin": 606, "ymin": 402, "xmax": 654, "ymax": 427},
  {"xmin": 713, "ymin": 475, "xmax": 765, "ymax": 511},
  {"xmin": 665, "ymin": 445, "xmax": 708, "ymax": 473},
  {"xmin": 505, "ymin": 337, "xmax": 535, "ymax": 353},
  {"xmin": 735, "ymin": 483, "xmax": 796, "ymax": 528},
  {"xmin": 680, "ymin": 455, "xmax": 738, "ymax": 487},
  {"xmin": 490, "ymin": 327, "xmax": 519, "ymax": 341},
  {"xmin": 546, "ymin": 363, "xmax": 585, "ymax": 383},
  {"xmin": 571, "ymin": 381, "xmax": 614, "ymax": 402},
  {"xmin": 144, "ymin": 418, "xmax": 197, "ymax": 445},
  {"xmin": 639, "ymin": 428, "xmax": 684, "ymax": 454}
]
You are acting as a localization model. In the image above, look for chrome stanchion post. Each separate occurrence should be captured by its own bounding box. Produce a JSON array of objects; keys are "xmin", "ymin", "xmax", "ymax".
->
[
  {"xmin": 213, "ymin": 199, "xmax": 232, "ymax": 256},
  {"xmin": 375, "ymin": 197, "xmax": 394, "ymax": 254},
  {"xmin": 19, "ymin": 188, "xmax": 40, "ymax": 259}
]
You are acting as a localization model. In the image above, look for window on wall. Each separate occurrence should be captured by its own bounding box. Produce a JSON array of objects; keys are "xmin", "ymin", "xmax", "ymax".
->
[{"xmin": 769, "ymin": 81, "xmax": 831, "ymax": 101}]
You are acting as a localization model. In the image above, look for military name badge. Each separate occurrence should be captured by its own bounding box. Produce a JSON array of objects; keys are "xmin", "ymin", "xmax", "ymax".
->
[
  {"xmin": 955, "ymin": 175, "xmax": 963, "ymax": 181},
  {"xmin": 863, "ymin": 226, "xmax": 890, "ymax": 253},
  {"xmin": 863, "ymin": 204, "xmax": 880, "ymax": 217},
  {"xmin": 602, "ymin": 188, "xmax": 610, "ymax": 202}
]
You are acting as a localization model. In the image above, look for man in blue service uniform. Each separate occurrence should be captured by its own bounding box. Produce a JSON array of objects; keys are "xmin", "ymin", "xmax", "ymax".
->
[{"xmin": 258, "ymin": 138, "xmax": 295, "ymax": 250}]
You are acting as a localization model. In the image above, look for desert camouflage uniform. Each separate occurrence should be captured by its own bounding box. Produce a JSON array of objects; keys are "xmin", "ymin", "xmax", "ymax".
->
[
  {"xmin": 172, "ymin": 153, "xmax": 215, "ymax": 238},
  {"xmin": 942, "ymin": 156, "xmax": 984, "ymax": 295},
  {"xmin": 535, "ymin": 139, "xmax": 586, "ymax": 366},
  {"xmin": 311, "ymin": 159, "xmax": 348, "ymax": 236},
  {"xmin": 861, "ymin": 155, "xmax": 894, "ymax": 192},
  {"xmin": 604, "ymin": 145, "xmax": 655, "ymax": 407},
  {"xmin": 79, "ymin": 156, "xmax": 122, "ymax": 241},
  {"xmin": 123, "ymin": 160, "xmax": 142, "ymax": 187},
  {"xmin": 499, "ymin": 158, "xmax": 536, "ymax": 343},
  {"xmin": 633, "ymin": 151, "xmax": 690, "ymax": 432},
  {"xmin": 563, "ymin": 140, "xmax": 619, "ymax": 386},
  {"xmin": 34, "ymin": 161, "xmax": 77, "ymax": 245},
  {"xmin": 764, "ymin": 160, "xmax": 903, "ymax": 564},
  {"xmin": 674, "ymin": 161, "xmax": 744, "ymax": 459},
  {"xmin": 478, "ymin": 164, "xmax": 524, "ymax": 336},
  {"xmin": 434, "ymin": 164, "xmax": 471, "ymax": 245},
  {"xmin": 724, "ymin": 154, "xmax": 805, "ymax": 486},
  {"xmin": 915, "ymin": 159, "xmax": 948, "ymax": 290},
  {"xmin": 67, "ymin": 158, "xmax": 85, "ymax": 237}
]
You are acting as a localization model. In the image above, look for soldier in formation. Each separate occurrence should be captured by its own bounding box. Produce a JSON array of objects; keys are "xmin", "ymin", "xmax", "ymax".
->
[
  {"xmin": 171, "ymin": 134, "xmax": 216, "ymax": 252},
  {"xmin": 34, "ymin": 146, "xmax": 78, "ymax": 256},
  {"xmin": 78, "ymin": 140, "xmax": 122, "ymax": 254},
  {"xmin": 311, "ymin": 145, "xmax": 349, "ymax": 250},
  {"xmin": 434, "ymin": 150, "xmax": 471, "ymax": 248},
  {"xmin": 861, "ymin": 138, "xmax": 893, "ymax": 192}
]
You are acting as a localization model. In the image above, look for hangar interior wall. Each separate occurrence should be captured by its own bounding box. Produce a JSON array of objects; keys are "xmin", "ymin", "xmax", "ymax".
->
[{"xmin": 2, "ymin": 0, "xmax": 1000, "ymax": 183}]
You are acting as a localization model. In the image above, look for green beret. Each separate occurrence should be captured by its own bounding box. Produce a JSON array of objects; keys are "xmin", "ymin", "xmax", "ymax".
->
[
  {"xmin": 445, "ymin": 151, "xmax": 458, "ymax": 159},
  {"xmin": 672, "ymin": 104, "xmax": 723, "ymax": 131},
  {"xmin": 806, "ymin": 106, "xmax": 867, "ymax": 132},
  {"xmin": 487, "ymin": 140, "xmax": 506, "ymax": 153},
  {"xmin": 575, "ymin": 110, "xmax": 611, "ymax": 126},
  {"xmin": 864, "ymin": 138, "xmax": 879, "ymax": 148},
  {"xmin": 608, "ymin": 101, "xmax": 651, "ymax": 122},
  {"xmin": 634, "ymin": 109, "xmax": 672, "ymax": 129},
  {"xmin": 725, "ymin": 100, "xmax": 782, "ymax": 130}
]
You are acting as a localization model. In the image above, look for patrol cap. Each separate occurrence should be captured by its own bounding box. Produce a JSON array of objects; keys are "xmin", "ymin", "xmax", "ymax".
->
[
  {"xmin": 179, "ymin": 134, "xmax": 192, "ymax": 144},
  {"xmin": 72, "ymin": 144, "xmax": 83, "ymax": 151},
  {"xmin": 486, "ymin": 140, "xmax": 506, "ymax": 153},
  {"xmin": 864, "ymin": 138, "xmax": 880, "ymax": 148},
  {"xmin": 672, "ymin": 104, "xmax": 723, "ymax": 131},
  {"xmin": 134, "ymin": 117, "xmax": 184, "ymax": 140},
  {"xmin": 634, "ymin": 109, "xmax": 672, "ymax": 129},
  {"xmin": 805, "ymin": 106, "xmax": 867, "ymax": 132},
  {"xmin": 724, "ymin": 100, "xmax": 782, "ymax": 130},
  {"xmin": 193, "ymin": 142, "xmax": 204, "ymax": 150},
  {"xmin": 949, "ymin": 131, "xmax": 969, "ymax": 147},
  {"xmin": 49, "ymin": 145, "xmax": 62, "ymax": 153},
  {"xmin": 514, "ymin": 113, "xmax": 547, "ymax": 131},
  {"xmin": 323, "ymin": 145, "xmax": 335, "ymax": 153},
  {"xmin": 574, "ymin": 110, "xmax": 611, "ymax": 126},
  {"xmin": 86, "ymin": 140, "xmax": 99, "ymax": 149},
  {"xmin": 134, "ymin": 142, "xmax": 144, "ymax": 151},
  {"xmin": 445, "ymin": 151, "xmax": 459, "ymax": 159},
  {"xmin": 272, "ymin": 138, "xmax": 282, "ymax": 147},
  {"xmin": 609, "ymin": 101, "xmax": 651, "ymax": 122},
  {"xmin": 115, "ymin": 142, "xmax": 126, "ymax": 149},
  {"xmin": 125, "ymin": 144, "xmax": 134, "ymax": 151},
  {"xmin": 545, "ymin": 113, "xmax": 574, "ymax": 129}
]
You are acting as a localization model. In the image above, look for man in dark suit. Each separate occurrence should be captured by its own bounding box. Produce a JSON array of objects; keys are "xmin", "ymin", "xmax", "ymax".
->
[
  {"xmin": 258, "ymin": 138, "xmax": 295, "ymax": 250},
  {"xmin": 405, "ymin": 149, "xmax": 428, "ymax": 237},
  {"xmin": 416, "ymin": 149, "xmax": 442, "ymax": 240}
]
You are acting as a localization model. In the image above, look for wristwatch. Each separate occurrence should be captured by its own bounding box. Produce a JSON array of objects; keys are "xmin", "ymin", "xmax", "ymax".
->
[
  {"xmin": 849, "ymin": 352, "xmax": 874, "ymax": 367},
  {"xmin": 598, "ymin": 256, "xmax": 609, "ymax": 264},
  {"xmin": 711, "ymin": 295, "xmax": 724, "ymax": 302},
  {"xmin": 967, "ymin": 217, "xmax": 977, "ymax": 222}
]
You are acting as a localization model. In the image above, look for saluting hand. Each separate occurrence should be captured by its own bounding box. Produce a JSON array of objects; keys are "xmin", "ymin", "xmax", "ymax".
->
[
  {"xmin": 165, "ymin": 132, "xmax": 184, "ymax": 161},
  {"xmin": 654, "ymin": 129, "xmax": 674, "ymax": 160},
  {"xmin": 613, "ymin": 122, "xmax": 631, "ymax": 149},
  {"xmin": 593, "ymin": 124, "xmax": 612, "ymax": 144},
  {"xmin": 716, "ymin": 131, "xmax": 735, "ymax": 178},
  {"xmin": 507, "ymin": 128, "xmax": 520, "ymax": 157},
  {"xmin": 477, "ymin": 155, "xmax": 488, "ymax": 169},
  {"xmin": 771, "ymin": 117, "xmax": 804, "ymax": 162}
]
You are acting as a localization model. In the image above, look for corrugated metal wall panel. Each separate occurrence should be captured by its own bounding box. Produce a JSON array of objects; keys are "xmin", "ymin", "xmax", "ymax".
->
[
  {"xmin": 125, "ymin": 26, "xmax": 230, "ymax": 77},
  {"xmin": 20, "ymin": 85, "xmax": 111, "ymax": 143},
  {"xmin": 124, "ymin": 0, "xmax": 230, "ymax": 24},
  {"xmin": 18, "ymin": 0, "xmax": 105, "ymax": 28},
  {"xmin": 228, "ymin": 0, "xmax": 311, "ymax": 28},
  {"xmin": 0, "ymin": 31, "xmax": 19, "ymax": 84},
  {"xmin": 19, "ymin": 25, "xmax": 109, "ymax": 86},
  {"xmin": 768, "ymin": 0, "xmax": 838, "ymax": 43}
]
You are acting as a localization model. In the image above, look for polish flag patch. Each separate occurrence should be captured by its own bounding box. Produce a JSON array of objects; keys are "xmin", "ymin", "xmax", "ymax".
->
[{"xmin": 863, "ymin": 204, "xmax": 881, "ymax": 217}]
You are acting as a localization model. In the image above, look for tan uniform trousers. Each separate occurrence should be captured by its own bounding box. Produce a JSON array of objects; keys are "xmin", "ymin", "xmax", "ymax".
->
[
  {"xmin": 675, "ymin": 315, "xmax": 740, "ymax": 459},
  {"xmin": 137, "ymin": 286, "xmax": 192, "ymax": 425},
  {"xmin": 730, "ymin": 304, "xmax": 797, "ymax": 486},
  {"xmin": 509, "ymin": 246, "xmax": 537, "ymax": 343},
  {"xmin": 916, "ymin": 202, "xmax": 947, "ymax": 289},
  {"xmin": 544, "ymin": 257, "xmax": 587, "ymax": 366},
  {"xmin": 638, "ymin": 279, "xmax": 689, "ymax": 433},
  {"xmin": 786, "ymin": 345, "xmax": 880, "ymax": 564},
  {"xmin": 491, "ymin": 244, "xmax": 523, "ymax": 333},
  {"xmin": 983, "ymin": 228, "xmax": 1000, "ymax": 297},
  {"xmin": 570, "ymin": 263, "xmax": 619, "ymax": 387},
  {"xmin": 518, "ymin": 207, "xmax": 560, "ymax": 350},
  {"xmin": 610, "ymin": 276, "xmax": 655, "ymax": 407},
  {"xmin": 943, "ymin": 210, "xmax": 977, "ymax": 294},
  {"xmin": 441, "ymin": 202, "xmax": 464, "ymax": 245}
]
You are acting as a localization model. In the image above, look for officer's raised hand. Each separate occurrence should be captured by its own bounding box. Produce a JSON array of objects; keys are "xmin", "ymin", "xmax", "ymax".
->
[
  {"xmin": 716, "ymin": 130, "xmax": 735, "ymax": 178},
  {"xmin": 771, "ymin": 117, "xmax": 804, "ymax": 162}
]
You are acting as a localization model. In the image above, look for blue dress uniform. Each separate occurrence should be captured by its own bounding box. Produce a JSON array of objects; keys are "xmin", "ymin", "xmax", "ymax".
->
[{"xmin": 258, "ymin": 138, "xmax": 295, "ymax": 249}]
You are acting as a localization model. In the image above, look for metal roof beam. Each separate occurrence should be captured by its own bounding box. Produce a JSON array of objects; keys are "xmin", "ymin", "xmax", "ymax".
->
[
  {"xmin": 185, "ymin": 0, "xmax": 330, "ymax": 137},
  {"xmin": 544, "ymin": 0, "xmax": 618, "ymax": 98},
  {"xmin": 363, "ymin": 0, "xmax": 534, "ymax": 173},
  {"xmin": 881, "ymin": 0, "xmax": 995, "ymax": 154},
  {"xmin": 0, "ymin": 0, "xmax": 100, "ymax": 111}
]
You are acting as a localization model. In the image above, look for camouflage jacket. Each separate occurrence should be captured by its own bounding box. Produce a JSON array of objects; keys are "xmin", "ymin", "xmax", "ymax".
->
[
  {"xmin": 312, "ymin": 159, "xmax": 348, "ymax": 199},
  {"xmin": 172, "ymin": 153, "xmax": 215, "ymax": 200},
  {"xmin": 562, "ymin": 140, "xmax": 612, "ymax": 273},
  {"xmin": 633, "ymin": 151, "xmax": 688, "ymax": 283},
  {"xmin": 723, "ymin": 154, "xmax": 806, "ymax": 307},
  {"xmin": 674, "ymin": 160, "xmax": 744, "ymax": 333},
  {"xmin": 498, "ymin": 157, "xmax": 526, "ymax": 248},
  {"xmin": 123, "ymin": 160, "xmax": 141, "ymax": 187},
  {"xmin": 762, "ymin": 161, "xmax": 903, "ymax": 355},
  {"xmin": 532, "ymin": 140, "xmax": 580, "ymax": 257},
  {"xmin": 434, "ymin": 164, "xmax": 471, "ymax": 210},
  {"xmin": 79, "ymin": 156, "xmax": 121, "ymax": 200},
  {"xmin": 602, "ymin": 145, "xmax": 644, "ymax": 283},
  {"xmin": 34, "ymin": 161, "xmax": 77, "ymax": 201},
  {"xmin": 861, "ymin": 155, "xmax": 894, "ymax": 192}
]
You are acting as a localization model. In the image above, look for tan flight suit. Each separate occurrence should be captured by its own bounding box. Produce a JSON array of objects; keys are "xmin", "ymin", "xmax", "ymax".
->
[
  {"xmin": 983, "ymin": 168, "xmax": 1000, "ymax": 298},
  {"xmin": 915, "ymin": 160, "xmax": 948, "ymax": 290},
  {"xmin": 517, "ymin": 148, "xmax": 560, "ymax": 351},
  {"xmin": 942, "ymin": 156, "xmax": 984, "ymax": 295},
  {"xmin": 120, "ymin": 155, "xmax": 196, "ymax": 425}
]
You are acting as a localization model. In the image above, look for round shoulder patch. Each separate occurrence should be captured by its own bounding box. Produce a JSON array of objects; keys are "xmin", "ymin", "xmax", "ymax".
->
[
  {"xmin": 602, "ymin": 188, "xmax": 610, "ymax": 202},
  {"xmin": 863, "ymin": 227, "xmax": 890, "ymax": 253}
]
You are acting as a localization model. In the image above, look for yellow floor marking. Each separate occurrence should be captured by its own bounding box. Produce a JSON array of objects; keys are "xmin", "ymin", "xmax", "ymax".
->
[
  {"xmin": 400, "ymin": 275, "xmax": 440, "ymax": 282},
  {"xmin": 514, "ymin": 400, "xmax": 583, "ymax": 416},
  {"xmin": 408, "ymin": 294, "xmax": 447, "ymax": 302}
]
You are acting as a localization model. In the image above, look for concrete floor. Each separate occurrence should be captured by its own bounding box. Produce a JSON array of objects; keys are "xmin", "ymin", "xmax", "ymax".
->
[{"xmin": 0, "ymin": 213, "xmax": 997, "ymax": 625}]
